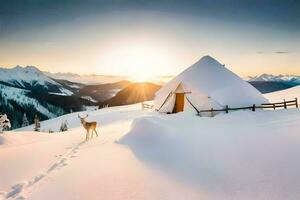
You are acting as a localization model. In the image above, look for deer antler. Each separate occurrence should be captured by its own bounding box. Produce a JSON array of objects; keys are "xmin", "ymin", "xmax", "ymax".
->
[{"xmin": 78, "ymin": 114, "xmax": 88, "ymax": 119}]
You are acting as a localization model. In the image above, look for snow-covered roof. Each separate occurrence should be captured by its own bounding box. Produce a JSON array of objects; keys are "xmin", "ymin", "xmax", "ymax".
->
[{"xmin": 154, "ymin": 56, "xmax": 268, "ymax": 110}]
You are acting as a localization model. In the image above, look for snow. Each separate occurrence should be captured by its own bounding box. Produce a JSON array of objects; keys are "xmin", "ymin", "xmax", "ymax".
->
[
  {"xmin": 59, "ymin": 88, "xmax": 74, "ymax": 96},
  {"xmin": 0, "ymin": 84, "xmax": 58, "ymax": 118},
  {"xmin": 80, "ymin": 96, "xmax": 98, "ymax": 103},
  {"xmin": 0, "ymin": 66, "xmax": 59, "ymax": 88},
  {"xmin": 0, "ymin": 66, "xmax": 73, "ymax": 95},
  {"xmin": 2, "ymin": 104, "xmax": 203, "ymax": 200},
  {"xmin": 154, "ymin": 56, "xmax": 268, "ymax": 112},
  {"xmin": 67, "ymin": 84, "xmax": 81, "ymax": 89},
  {"xmin": 48, "ymin": 88, "xmax": 74, "ymax": 96},
  {"xmin": 264, "ymin": 85, "xmax": 300, "ymax": 102},
  {"xmin": 248, "ymin": 73, "xmax": 300, "ymax": 83},
  {"xmin": 45, "ymin": 72, "xmax": 130, "ymax": 84},
  {"xmin": 1, "ymin": 87, "xmax": 300, "ymax": 199},
  {"xmin": 0, "ymin": 114, "xmax": 11, "ymax": 132},
  {"xmin": 121, "ymin": 109, "xmax": 300, "ymax": 200}
]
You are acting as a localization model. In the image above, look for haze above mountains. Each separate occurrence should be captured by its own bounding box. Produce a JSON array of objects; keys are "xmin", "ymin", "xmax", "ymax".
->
[{"xmin": 3, "ymin": 65, "xmax": 300, "ymax": 84}]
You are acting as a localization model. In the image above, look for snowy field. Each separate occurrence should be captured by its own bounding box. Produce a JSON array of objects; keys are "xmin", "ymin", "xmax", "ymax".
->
[{"xmin": 1, "ymin": 88, "xmax": 300, "ymax": 199}]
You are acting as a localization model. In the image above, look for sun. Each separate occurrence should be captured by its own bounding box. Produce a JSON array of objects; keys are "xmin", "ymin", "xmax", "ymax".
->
[
  {"xmin": 131, "ymin": 71, "xmax": 153, "ymax": 82},
  {"xmin": 99, "ymin": 40, "xmax": 174, "ymax": 82}
]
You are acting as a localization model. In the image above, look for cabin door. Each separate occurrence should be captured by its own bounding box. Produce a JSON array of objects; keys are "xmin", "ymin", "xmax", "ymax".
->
[{"xmin": 173, "ymin": 93, "xmax": 185, "ymax": 113}]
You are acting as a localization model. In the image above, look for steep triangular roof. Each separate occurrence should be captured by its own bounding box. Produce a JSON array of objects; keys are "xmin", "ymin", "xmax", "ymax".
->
[{"xmin": 154, "ymin": 56, "xmax": 268, "ymax": 110}]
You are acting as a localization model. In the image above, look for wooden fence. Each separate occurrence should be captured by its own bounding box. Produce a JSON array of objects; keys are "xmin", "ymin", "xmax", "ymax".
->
[
  {"xmin": 142, "ymin": 102, "xmax": 154, "ymax": 110},
  {"xmin": 198, "ymin": 98, "xmax": 298, "ymax": 117}
]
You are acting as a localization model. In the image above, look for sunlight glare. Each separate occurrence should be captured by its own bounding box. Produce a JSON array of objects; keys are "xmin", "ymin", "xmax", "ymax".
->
[{"xmin": 99, "ymin": 41, "xmax": 174, "ymax": 82}]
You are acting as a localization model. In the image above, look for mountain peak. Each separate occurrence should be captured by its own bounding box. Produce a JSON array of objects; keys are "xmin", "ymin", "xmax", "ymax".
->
[
  {"xmin": 12, "ymin": 65, "xmax": 41, "ymax": 73},
  {"xmin": 0, "ymin": 65, "xmax": 75, "ymax": 95},
  {"xmin": 24, "ymin": 65, "xmax": 40, "ymax": 71}
]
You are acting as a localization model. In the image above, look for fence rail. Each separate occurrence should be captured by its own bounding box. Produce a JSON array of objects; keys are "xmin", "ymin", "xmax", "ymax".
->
[
  {"xmin": 142, "ymin": 102, "xmax": 154, "ymax": 110},
  {"xmin": 198, "ymin": 98, "xmax": 298, "ymax": 117}
]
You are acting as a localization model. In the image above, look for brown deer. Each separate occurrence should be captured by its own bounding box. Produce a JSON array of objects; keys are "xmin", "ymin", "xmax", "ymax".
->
[{"xmin": 78, "ymin": 114, "xmax": 98, "ymax": 141}]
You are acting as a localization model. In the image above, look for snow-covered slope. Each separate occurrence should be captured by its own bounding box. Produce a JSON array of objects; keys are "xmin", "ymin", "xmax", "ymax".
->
[
  {"xmin": 0, "ymin": 84, "xmax": 62, "ymax": 119},
  {"xmin": 0, "ymin": 66, "xmax": 73, "ymax": 95},
  {"xmin": 121, "ymin": 108, "xmax": 300, "ymax": 200},
  {"xmin": 264, "ymin": 85, "xmax": 300, "ymax": 102},
  {"xmin": 1, "ymin": 94, "xmax": 300, "ymax": 200}
]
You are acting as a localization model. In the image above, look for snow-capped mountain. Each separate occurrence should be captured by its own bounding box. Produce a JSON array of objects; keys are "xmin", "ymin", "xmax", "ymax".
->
[
  {"xmin": 246, "ymin": 74, "xmax": 300, "ymax": 93},
  {"xmin": 248, "ymin": 74, "xmax": 300, "ymax": 84},
  {"xmin": 45, "ymin": 71, "xmax": 173, "ymax": 85},
  {"xmin": 0, "ymin": 66, "xmax": 73, "ymax": 95},
  {"xmin": 45, "ymin": 71, "xmax": 130, "ymax": 85},
  {"xmin": 0, "ymin": 66, "xmax": 133, "ymax": 129}
]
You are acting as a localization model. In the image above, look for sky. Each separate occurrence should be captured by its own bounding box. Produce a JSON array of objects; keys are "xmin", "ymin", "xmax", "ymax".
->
[{"xmin": 0, "ymin": 0, "xmax": 300, "ymax": 80}]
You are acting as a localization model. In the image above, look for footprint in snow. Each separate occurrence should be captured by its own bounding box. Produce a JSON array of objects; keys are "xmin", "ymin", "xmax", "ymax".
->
[
  {"xmin": 2, "ymin": 141, "xmax": 84, "ymax": 200},
  {"xmin": 5, "ymin": 182, "xmax": 27, "ymax": 199}
]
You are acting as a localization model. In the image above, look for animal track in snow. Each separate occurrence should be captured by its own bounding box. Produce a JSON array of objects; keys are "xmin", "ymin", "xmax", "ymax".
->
[{"xmin": 2, "ymin": 141, "xmax": 85, "ymax": 200}]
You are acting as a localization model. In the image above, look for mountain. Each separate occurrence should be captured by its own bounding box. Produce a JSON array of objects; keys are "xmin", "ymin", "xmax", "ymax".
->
[
  {"xmin": 247, "ymin": 74, "xmax": 300, "ymax": 84},
  {"xmin": 0, "ymin": 66, "xmax": 73, "ymax": 95},
  {"xmin": 78, "ymin": 81, "xmax": 131, "ymax": 102},
  {"xmin": 99, "ymin": 82, "xmax": 161, "ymax": 107},
  {"xmin": 0, "ymin": 66, "xmax": 131, "ymax": 129},
  {"xmin": 249, "ymin": 81, "xmax": 297, "ymax": 94},
  {"xmin": 246, "ymin": 74, "xmax": 300, "ymax": 94},
  {"xmin": 45, "ymin": 71, "xmax": 130, "ymax": 85},
  {"xmin": 0, "ymin": 82, "xmax": 94, "ymax": 129}
]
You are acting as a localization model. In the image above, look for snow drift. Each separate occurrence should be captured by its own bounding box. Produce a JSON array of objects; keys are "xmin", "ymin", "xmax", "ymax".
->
[
  {"xmin": 264, "ymin": 85, "xmax": 300, "ymax": 102},
  {"xmin": 121, "ymin": 109, "xmax": 300, "ymax": 200}
]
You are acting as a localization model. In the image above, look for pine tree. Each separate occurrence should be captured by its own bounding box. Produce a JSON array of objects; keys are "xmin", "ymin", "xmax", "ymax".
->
[
  {"xmin": 0, "ymin": 114, "xmax": 11, "ymax": 133},
  {"xmin": 60, "ymin": 120, "xmax": 68, "ymax": 132},
  {"xmin": 34, "ymin": 114, "xmax": 40, "ymax": 132},
  {"xmin": 60, "ymin": 121, "xmax": 64, "ymax": 132},
  {"xmin": 21, "ymin": 113, "xmax": 29, "ymax": 127},
  {"xmin": 63, "ymin": 120, "xmax": 68, "ymax": 131}
]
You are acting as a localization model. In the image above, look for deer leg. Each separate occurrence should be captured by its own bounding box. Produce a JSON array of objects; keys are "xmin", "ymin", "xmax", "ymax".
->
[
  {"xmin": 91, "ymin": 130, "xmax": 94, "ymax": 139},
  {"xmin": 94, "ymin": 129, "xmax": 98, "ymax": 137},
  {"xmin": 86, "ymin": 130, "xmax": 90, "ymax": 141}
]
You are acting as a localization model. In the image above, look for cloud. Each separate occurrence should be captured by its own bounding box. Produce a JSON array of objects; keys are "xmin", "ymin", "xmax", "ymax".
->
[
  {"xmin": 274, "ymin": 51, "xmax": 290, "ymax": 54},
  {"xmin": 256, "ymin": 51, "xmax": 299, "ymax": 54}
]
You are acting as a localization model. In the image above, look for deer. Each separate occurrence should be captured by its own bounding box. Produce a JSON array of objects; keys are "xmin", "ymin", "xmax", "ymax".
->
[{"xmin": 78, "ymin": 114, "xmax": 98, "ymax": 141}]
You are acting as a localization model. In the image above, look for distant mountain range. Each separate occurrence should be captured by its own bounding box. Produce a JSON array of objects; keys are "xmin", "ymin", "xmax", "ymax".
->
[
  {"xmin": 247, "ymin": 74, "xmax": 300, "ymax": 93},
  {"xmin": 247, "ymin": 74, "xmax": 300, "ymax": 84},
  {"xmin": 45, "ymin": 71, "xmax": 130, "ymax": 85},
  {"xmin": 45, "ymin": 71, "xmax": 173, "ymax": 85}
]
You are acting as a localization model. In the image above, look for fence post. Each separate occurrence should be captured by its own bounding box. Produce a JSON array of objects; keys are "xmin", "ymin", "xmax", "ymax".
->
[
  {"xmin": 252, "ymin": 104, "xmax": 256, "ymax": 112},
  {"xmin": 211, "ymin": 108, "xmax": 214, "ymax": 117},
  {"xmin": 273, "ymin": 103, "xmax": 276, "ymax": 110},
  {"xmin": 225, "ymin": 105, "xmax": 229, "ymax": 114},
  {"xmin": 284, "ymin": 99, "xmax": 287, "ymax": 109},
  {"xmin": 296, "ymin": 98, "xmax": 298, "ymax": 108}
]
